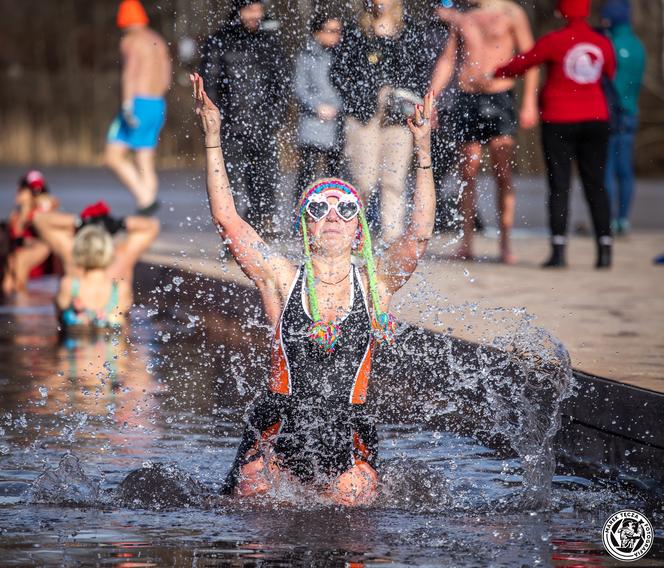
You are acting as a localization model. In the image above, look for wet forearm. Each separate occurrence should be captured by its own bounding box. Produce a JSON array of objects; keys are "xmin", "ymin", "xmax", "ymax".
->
[
  {"xmin": 409, "ymin": 144, "xmax": 435, "ymax": 240},
  {"xmin": 124, "ymin": 216, "xmax": 159, "ymax": 234},
  {"xmin": 34, "ymin": 211, "xmax": 75, "ymax": 232},
  {"xmin": 204, "ymin": 134, "xmax": 238, "ymax": 228}
]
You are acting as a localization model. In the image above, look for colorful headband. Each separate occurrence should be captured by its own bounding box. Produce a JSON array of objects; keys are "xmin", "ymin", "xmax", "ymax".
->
[{"xmin": 294, "ymin": 178, "xmax": 363, "ymax": 231}]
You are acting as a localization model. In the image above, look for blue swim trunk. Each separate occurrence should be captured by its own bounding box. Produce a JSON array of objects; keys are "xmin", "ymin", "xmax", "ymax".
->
[{"xmin": 107, "ymin": 96, "xmax": 166, "ymax": 149}]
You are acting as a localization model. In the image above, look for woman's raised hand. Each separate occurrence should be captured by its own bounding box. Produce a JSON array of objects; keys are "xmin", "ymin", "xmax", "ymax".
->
[
  {"xmin": 407, "ymin": 90, "xmax": 433, "ymax": 148},
  {"xmin": 190, "ymin": 72, "xmax": 221, "ymax": 141}
]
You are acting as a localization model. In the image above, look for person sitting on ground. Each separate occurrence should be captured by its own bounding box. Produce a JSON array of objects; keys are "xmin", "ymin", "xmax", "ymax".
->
[
  {"xmin": 33, "ymin": 202, "xmax": 159, "ymax": 329},
  {"xmin": 191, "ymin": 72, "xmax": 435, "ymax": 506},
  {"xmin": 105, "ymin": 0, "xmax": 172, "ymax": 216},
  {"xmin": 2, "ymin": 171, "xmax": 60, "ymax": 296}
]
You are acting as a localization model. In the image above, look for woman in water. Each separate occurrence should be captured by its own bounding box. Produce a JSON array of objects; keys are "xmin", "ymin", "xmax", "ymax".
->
[
  {"xmin": 33, "ymin": 202, "xmax": 159, "ymax": 330},
  {"xmin": 192, "ymin": 72, "xmax": 434, "ymax": 506}
]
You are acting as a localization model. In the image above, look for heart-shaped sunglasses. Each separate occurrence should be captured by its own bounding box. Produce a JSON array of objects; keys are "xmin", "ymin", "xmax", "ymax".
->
[{"xmin": 306, "ymin": 195, "xmax": 360, "ymax": 222}]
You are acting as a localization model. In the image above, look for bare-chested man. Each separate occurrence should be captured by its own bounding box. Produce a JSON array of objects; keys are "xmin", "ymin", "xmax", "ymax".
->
[
  {"xmin": 431, "ymin": 0, "xmax": 538, "ymax": 263},
  {"xmin": 105, "ymin": 0, "xmax": 172, "ymax": 216}
]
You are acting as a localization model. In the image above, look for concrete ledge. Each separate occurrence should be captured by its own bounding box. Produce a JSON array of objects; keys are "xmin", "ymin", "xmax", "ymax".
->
[{"xmin": 135, "ymin": 260, "xmax": 664, "ymax": 500}]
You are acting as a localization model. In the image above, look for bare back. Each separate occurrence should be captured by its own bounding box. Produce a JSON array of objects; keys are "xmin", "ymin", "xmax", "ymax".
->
[
  {"xmin": 121, "ymin": 27, "xmax": 172, "ymax": 97},
  {"xmin": 458, "ymin": 0, "xmax": 524, "ymax": 94},
  {"xmin": 56, "ymin": 272, "xmax": 132, "ymax": 326}
]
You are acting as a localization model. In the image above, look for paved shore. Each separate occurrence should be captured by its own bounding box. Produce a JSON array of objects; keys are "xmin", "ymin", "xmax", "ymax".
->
[{"xmin": 2, "ymin": 167, "xmax": 663, "ymax": 392}]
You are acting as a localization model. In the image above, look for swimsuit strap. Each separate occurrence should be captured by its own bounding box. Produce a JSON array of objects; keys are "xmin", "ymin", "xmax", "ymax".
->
[
  {"xmin": 105, "ymin": 281, "xmax": 120, "ymax": 317},
  {"xmin": 70, "ymin": 277, "xmax": 80, "ymax": 299},
  {"xmin": 353, "ymin": 265, "xmax": 370, "ymax": 316}
]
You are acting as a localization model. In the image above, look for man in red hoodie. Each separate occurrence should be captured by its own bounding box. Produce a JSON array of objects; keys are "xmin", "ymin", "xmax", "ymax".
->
[{"xmin": 495, "ymin": 0, "xmax": 616, "ymax": 269}]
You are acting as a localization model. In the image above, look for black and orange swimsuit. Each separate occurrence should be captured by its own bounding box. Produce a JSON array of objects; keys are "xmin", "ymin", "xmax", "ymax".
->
[{"xmin": 222, "ymin": 265, "xmax": 378, "ymax": 492}]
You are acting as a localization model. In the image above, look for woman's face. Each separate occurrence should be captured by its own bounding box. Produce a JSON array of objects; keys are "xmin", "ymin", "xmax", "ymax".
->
[
  {"xmin": 15, "ymin": 187, "xmax": 33, "ymax": 207},
  {"xmin": 306, "ymin": 196, "xmax": 359, "ymax": 255},
  {"xmin": 314, "ymin": 18, "xmax": 342, "ymax": 48}
]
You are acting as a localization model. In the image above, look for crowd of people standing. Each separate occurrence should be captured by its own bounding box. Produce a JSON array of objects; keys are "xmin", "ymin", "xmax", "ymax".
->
[
  {"xmin": 1, "ymin": 0, "xmax": 648, "ymax": 310},
  {"xmin": 198, "ymin": 0, "xmax": 645, "ymax": 269}
]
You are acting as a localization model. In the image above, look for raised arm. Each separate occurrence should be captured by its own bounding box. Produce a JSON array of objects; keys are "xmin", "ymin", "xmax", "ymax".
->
[
  {"xmin": 494, "ymin": 34, "xmax": 551, "ymax": 79},
  {"xmin": 376, "ymin": 91, "xmax": 435, "ymax": 294},
  {"xmin": 32, "ymin": 211, "xmax": 76, "ymax": 269},
  {"xmin": 190, "ymin": 73, "xmax": 294, "ymax": 291}
]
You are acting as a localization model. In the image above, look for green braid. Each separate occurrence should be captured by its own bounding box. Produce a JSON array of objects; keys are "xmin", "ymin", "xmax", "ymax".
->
[
  {"xmin": 358, "ymin": 210, "xmax": 383, "ymax": 320},
  {"xmin": 301, "ymin": 210, "xmax": 384, "ymax": 323},
  {"xmin": 300, "ymin": 215, "xmax": 321, "ymax": 321}
]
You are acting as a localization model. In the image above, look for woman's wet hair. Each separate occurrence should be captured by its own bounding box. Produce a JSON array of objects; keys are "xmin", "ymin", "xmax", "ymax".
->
[{"xmin": 72, "ymin": 225, "xmax": 114, "ymax": 270}]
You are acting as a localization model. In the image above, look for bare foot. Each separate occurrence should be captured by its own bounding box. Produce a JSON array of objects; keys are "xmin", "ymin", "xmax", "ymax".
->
[{"xmin": 500, "ymin": 250, "xmax": 517, "ymax": 265}]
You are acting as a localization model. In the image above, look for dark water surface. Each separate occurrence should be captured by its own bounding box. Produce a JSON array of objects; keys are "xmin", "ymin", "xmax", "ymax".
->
[{"xmin": 0, "ymin": 278, "xmax": 662, "ymax": 567}]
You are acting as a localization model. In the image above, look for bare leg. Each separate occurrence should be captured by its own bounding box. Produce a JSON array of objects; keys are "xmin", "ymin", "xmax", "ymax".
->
[
  {"xmin": 135, "ymin": 149, "xmax": 159, "ymax": 209},
  {"xmin": 454, "ymin": 142, "xmax": 482, "ymax": 260},
  {"xmin": 327, "ymin": 461, "xmax": 378, "ymax": 507},
  {"xmin": 9, "ymin": 241, "xmax": 50, "ymax": 292},
  {"xmin": 488, "ymin": 136, "xmax": 517, "ymax": 264},
  {"xmin": 2, "ymin": 254, "xmax": 17, "ymax": 295},
  {"xmin": 104, "ymin": 143, "xmax": 145, "ymax": 207}
]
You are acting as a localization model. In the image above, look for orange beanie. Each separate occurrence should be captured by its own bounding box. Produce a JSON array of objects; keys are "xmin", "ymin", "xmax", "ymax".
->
[{"xmin": 117, "ymin": 0, "xmax": 149, "ymax": 29}]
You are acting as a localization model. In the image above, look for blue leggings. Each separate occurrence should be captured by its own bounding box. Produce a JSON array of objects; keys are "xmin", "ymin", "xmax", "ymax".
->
[{"xmin": 605, "ymin": 114, "xmax": 638, "ymax": 222}]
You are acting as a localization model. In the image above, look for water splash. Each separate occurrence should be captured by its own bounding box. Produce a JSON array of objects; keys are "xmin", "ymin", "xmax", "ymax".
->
[{"xmin": 28, "ymin": 454, "xmax": 101, "ymax": 506}]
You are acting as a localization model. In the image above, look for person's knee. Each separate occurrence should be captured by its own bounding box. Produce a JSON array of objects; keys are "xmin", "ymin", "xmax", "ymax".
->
[
  {"xmin": 330, "ymin": 462, "xmax": 378, "ymax": 506},
  {"xmin": 461, "ymin": 149, "xmax": 482, "ymax": 178},
  {"xmin": 235, "ymin": 457, "xmax": 271, "ymax": 497},
  {"xmin": 105, "ymin": 145, "xmax": 126, "ymax": 169}
]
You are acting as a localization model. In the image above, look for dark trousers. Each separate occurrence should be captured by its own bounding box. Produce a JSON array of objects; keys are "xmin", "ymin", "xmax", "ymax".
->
[
  {"xmin": 295, "ymin": 145, "xmax": 342, "ymax": 206},
  {"xmin": 541, "ymin": 121, "xmax": 611, "ymax": 239},
  {"xmin": 222, "ymin": 131, "xmax": 278, "ymax": 231}
]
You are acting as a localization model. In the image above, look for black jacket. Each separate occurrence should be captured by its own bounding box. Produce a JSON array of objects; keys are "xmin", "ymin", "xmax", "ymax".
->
[
  {"xmin": 331, "ymin": 20, "xmax": 434, "ymax": 123},
  {"xmin": 200, "ymin": 22, "xmax": 291, "ymax": 139}
]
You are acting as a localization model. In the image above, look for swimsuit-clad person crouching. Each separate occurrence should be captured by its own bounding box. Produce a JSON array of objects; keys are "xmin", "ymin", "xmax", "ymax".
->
[{"xmin": 191, "ymin": 72, "xmax": 435, "ymax": 506}]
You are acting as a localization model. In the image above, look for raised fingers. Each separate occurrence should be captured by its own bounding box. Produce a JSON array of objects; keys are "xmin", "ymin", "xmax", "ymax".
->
[
  {"xmin": 423, "ymin": 90, "xmax": 433, "ymax": 119},
  {"xmin": 413, "ymin": 103, "xmax": 422, "ymax": 125},
  {"xmin": 190, "ymin": 73, "xmax": 200, "ymax": 101}
]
